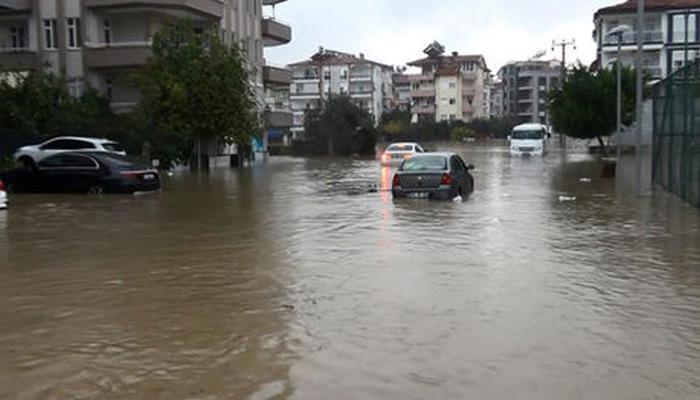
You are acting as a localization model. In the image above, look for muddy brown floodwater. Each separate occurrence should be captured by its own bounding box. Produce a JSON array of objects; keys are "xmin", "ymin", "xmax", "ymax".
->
[{"xmin": 1, "ymin": 143, "xmax": 700, "ymax": 400}]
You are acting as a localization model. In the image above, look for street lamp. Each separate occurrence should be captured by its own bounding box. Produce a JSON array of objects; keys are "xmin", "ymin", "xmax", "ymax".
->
[{"xmin": 606, "ymin": 24, "xmax": 632, "ymax": 158}]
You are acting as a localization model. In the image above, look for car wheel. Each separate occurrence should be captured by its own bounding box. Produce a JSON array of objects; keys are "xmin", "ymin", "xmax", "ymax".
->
[{"xmin": 87, "ymin": 185, "xmax": 105, "ymax": 195}]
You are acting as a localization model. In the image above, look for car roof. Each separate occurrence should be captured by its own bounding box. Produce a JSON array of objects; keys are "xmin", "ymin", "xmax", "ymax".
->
[
  {"xmin": 388, "ymin": 142, "xmax": 419, "ymax": 146},
  {"xmin": 45, "ymin": 136, "xmax": 116, "ymax": 143},
  {"xmin": 411, "ymin": 152, "xmax": 455, "ymax": 158},
  {"xmin": 513, "ymin": 123, "xmax": 546, "ymax": 131}
]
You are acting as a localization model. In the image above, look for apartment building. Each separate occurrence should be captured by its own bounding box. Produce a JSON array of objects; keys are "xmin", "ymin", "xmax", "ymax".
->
[
  {"xmin": 498, "ymin": 60, "xmax": 561, "ymax": 125},
  {"xmin": 489, "ymin": 80, "xmax": 504, "ymax": 119},
  {"xmin": 407, "ymin": 43, "xmax": 489, "ymax": 123},
  {"xmin": 390, "ymin": 71, "xmax": 411, "ymax": 112},
  {"xmin": 287, "ymin": 47, "xmax": 393, "ymax": 139},
  {"xmin": 0, "ymin": 0, "xmax": 293, "ymax": 163},
  {"xmin": 594, "ymin": 0, "xmax": 700, "ymax": 80}
]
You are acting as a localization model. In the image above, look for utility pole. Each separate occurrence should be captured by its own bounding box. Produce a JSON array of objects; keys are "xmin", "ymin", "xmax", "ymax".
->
[
  {"xmin": 634, "ymin": 0, "xmax": 644, "ymax": 196},
  {"xmin": 552, "ymin": 39, "xmax": 576, "ymax": 148}
]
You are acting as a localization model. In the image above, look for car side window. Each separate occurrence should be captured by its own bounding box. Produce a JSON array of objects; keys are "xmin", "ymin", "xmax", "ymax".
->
[
  {"xmin": 417, "ymin": 145, "xmax": 425, "ymax": 153},
  {"xmin": 39, "ymin": 154, "xmax": 97, "ymax": 169},
  {"xmin": 457, "ymin": 157, "xmax": 469, "ymax": 172},
  {"xmin": 39, "ymin": 155, "xmax": 71, "ymax": 168},
  {"xmin": 41, "ymin": 139, "xmax": 96, "ymax": 150},
  {"xmin": 450, "ymin": 157, "xmax": 460, "ymax": 173}
]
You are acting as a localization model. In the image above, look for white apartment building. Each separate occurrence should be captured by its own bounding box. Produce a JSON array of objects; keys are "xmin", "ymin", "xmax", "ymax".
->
[
  {"xmin": 407, "ymin": 43, "xmax": 489, "ymax": 123},
  {"xmin": 0, "ymin": 0, "xmax": 293, "ymax": 163},
  {"xmin": 594, "ymin": 0, "xmax": 700, "ymax": 80},
  {"xmin": 288, "ymin": 47, "xmax": 393, "ymax": 139},
  {"xmin": 498, "ymin": 60, "xmax": 561, "ymax": 125}
]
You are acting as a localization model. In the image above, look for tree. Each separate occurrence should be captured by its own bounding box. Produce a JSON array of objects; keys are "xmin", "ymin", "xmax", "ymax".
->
[
  {"xmin": 0, "ymin": 72, "xmax": 112, "ymax": 137},
  {"xmin": 380, "ymin": 109, "xmax": 411, "ymax": 138},
  {"xmin": 550, "ymin": 64, "xmax": 637, "ymax": 151},
  {"xmin": 303, "ymin": 95, "xmax": 378, "ymax": 156},
  {"xmin": 133, "ymin": 19, "xmax": 259, "ymax": 166}
]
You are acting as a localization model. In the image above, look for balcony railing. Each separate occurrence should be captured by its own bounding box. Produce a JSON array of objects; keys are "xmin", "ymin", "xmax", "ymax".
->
[
  {"xmin": 0, "ymin": 47, "xmax": 37, "ymax": 71},
  {"xmin": 262, "ymin": 17, "xmax": 291, "ymax": 47},
  {"xmin": 0, "ymin": 0, "xmax": 32, "ymax": 11},
  {"xmin": 603, "ymin": 30, "xmax": 664, "ymax": 45},
  {"xmin": 84, "ymin": 41, "xmax": 152, "ymax": 68}
]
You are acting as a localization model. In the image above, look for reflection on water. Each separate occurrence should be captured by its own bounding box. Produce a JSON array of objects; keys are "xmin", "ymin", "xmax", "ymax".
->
[{"xmin": 1, "ymin": 143, "xmax": 700, "ymax": 399}]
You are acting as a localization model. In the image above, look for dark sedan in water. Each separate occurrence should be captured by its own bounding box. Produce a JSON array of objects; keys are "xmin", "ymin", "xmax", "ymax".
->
[
  {"xmin": 392, "ymin": 152, "xmax": 474, "ymax": 200},
  {"xmin": 0, "ymin": 152, "xmax": 161, "ymax": 195}
]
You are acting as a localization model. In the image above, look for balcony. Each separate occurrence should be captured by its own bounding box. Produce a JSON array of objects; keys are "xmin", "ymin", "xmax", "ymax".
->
[
  {"xmin": 262, "ymin": 18, "xmax": 291, "ymax": 47},
  {"xmin": 603, "ymin": 30, "xmax": 663, "ymax": 46},
  {"xmin": 84, "ymin": 42, "xmax": 152, "ymax": 68},
  {"xmin": 83, "ymin": 0, "xmax": 224, "ymax": 19},
  {"xmin": 265, "ymin": 109, "xmax": 293, "ymax": 128},
  {"xmin": 0, "ymin": 48, "xmax": 36, "ymax": 71},
  {"xmin": 0, "ymin": 0, "xmax": 32, "ymax": 11},
  {"xmin": 262, "ymin": 0, "xmax": 288, "ymax": 4},
  {"xmin": 411, "ymin": 87, "xmax": 435, "ymax": 98},
  {"xmin": 263, "ymin": 65, "xmax": 292, "ymax": 86},
  {"xmin": 413, "ymin": 104, "xmax": 435, "ymax": 114}
]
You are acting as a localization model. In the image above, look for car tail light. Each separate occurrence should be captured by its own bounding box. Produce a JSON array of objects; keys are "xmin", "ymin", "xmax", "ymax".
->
[
  {"xmin": 119, "ymin": 171, "xmax": 140, "ymax": 180},
  {"xmin": 392, "ymin": 174, "xmax": 401, "ymax": 188},
  {"xmin": 0, "ymin": 180, "xmax": 5, "ymax": 191},
  {"xmin": 440, "ymin": 173, "xmax": 453, "ymax": 185}
]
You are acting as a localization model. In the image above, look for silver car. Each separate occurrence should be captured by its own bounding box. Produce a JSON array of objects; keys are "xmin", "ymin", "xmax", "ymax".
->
[{"xmin": 392, "ymin": 153, "xmax": 475, "ymax": 200}]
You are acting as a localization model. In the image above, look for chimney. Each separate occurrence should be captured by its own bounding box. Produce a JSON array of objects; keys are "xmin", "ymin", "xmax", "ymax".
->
[
  {"xmin": 359, "ymin": 53, "xmax": 365, "ymax": 60},
  {"xmin": 318, "ymin": 46, "xmax": 325, "ymax": 53},
  {"xmin": 452, "ymin": 51, "xmax": 458, "ymax": 57}
]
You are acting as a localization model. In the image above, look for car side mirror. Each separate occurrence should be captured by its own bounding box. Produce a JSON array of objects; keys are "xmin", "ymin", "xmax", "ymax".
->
[
  {"xmin": 467, "ymin": 164, "xmax": 475, "ymax": 171},
  {"xmin": 507, "ymin": 135, "xmax": 511, "ymax": 141}
]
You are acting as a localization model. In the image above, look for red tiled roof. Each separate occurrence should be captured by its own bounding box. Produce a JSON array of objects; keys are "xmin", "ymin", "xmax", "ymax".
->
[
  {"xmin": 595, "ymin": 0, "xmax": 700, "ymax": 17},
  {"xmin": 288, "ymin": 48, "xmax": 391, "ymax": 69}
]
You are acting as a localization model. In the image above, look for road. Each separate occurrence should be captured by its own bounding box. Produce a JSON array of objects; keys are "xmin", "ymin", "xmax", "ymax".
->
[{"xmin": 1, "ymin": 142, "xmax": 699, "ymax": 399}]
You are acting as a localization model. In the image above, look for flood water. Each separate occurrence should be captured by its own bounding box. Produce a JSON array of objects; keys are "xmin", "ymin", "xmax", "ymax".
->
[{"xmin": 1, "ymin": 142, "xmax": 700, "ymax": 399}]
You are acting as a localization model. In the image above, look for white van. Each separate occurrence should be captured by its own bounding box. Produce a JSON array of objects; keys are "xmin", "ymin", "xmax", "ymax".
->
[{"xmin": 509, "ymin": 123, "xmax": 549, "ymax": 156}]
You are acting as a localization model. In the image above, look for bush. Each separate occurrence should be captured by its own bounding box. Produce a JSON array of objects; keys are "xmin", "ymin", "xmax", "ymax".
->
[{"xmin": 451, "ymin": 125, "xmax": 476, "ymax": 141}]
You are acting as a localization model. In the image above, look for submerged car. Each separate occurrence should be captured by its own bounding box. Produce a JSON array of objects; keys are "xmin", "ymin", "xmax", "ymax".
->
[
  {"xmin": 380, "ymin": 142, "xmax": 426, "ymax": 165},
  {"xmin": 392, "ymin": 152, "xmax": 474, "ymax": 200},
  {"xmin": 0, "ymin": 179, "xmax": 7, "ymax": 209},
  {"xmin": 14, "ymin": 136, "xmax": 127, "ymax": 168},
  {"xmin": 1, "ymin": 152, "xmax": 160, "ymax": 195}
]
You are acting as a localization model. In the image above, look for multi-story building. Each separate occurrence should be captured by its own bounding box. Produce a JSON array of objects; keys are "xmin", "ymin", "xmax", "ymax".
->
[
  {"xmin": 489, "ymin": 80, "xmax": 504, "ymax": 119},
  {"xmin": 389, "ymin": 69, "xmax": 411, "ymax": 112},
  {"xmin": 407, "ymin": 42, "xmax": 489, "ymax": 123},
  {"xmin": 498, "ymin": 60, "xmax": 561, "ymax": 125},
  {"xmin": 594, "ymin": 0, "xmax": 700, "ymax": 80},
  {"xmin": 287, "ymin": 47, "xmax": 393, "ymax": 139},
  {"xmin": 0, "ymin": 0, "xmax": 293, "ymax": 164}
]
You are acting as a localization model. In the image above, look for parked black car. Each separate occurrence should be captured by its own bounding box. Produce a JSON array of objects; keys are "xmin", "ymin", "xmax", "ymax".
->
[
  {"xmin": 0, "ymin": 152, "xmax": 161, "ymax": 194},
  {"xmin": 392, "ymin": 152, "xmax": 474, "ymax": 200}
]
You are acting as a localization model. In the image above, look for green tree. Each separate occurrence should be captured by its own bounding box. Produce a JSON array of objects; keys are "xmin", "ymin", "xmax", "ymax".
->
[
  {"xmin": 0, "ymin": 73, "xmax": 111, "ymax": 137},
  {"xmin": 550, "ymin": 64, "xmax": 637, "ymax": 151},
  {"xmin": 133, "ymin": 19, "xmax": 259, "ymax": 166},
  {"xmin": 380, "ymin": 109, "xmax": 411, "ymax": 137},
  {"xmin": 303, "ymin": 95, "xmax": 378, "ymax": 156}
]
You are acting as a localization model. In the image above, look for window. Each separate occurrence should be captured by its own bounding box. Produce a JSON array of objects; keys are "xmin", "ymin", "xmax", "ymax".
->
[
  {"xmin": 449, "ymin": 82, "xmax": 456, "ymax": 88},
  {"xmin": 449, "ymin": 98, "xmax": 456, "ymax": 105},
  {"xmin": 324, "ymin": 70, "xmax": 331, "ymax": 80},
  {"xmin": 68, "ymin": 79, "xmax": 84, "ymax": 98},
  {"xmin": 449, "ymin": 114, "xmax": 456, "ymax": 120},
  {"xmin": 672, "ymin": 13, "xmax": 697, "ymax": 43},
  {"xmin": 11, "ymin": 25, "xmax": 26, "ymax": 49},
  {"xmin": 400, "ymin": 155, "xmax": 448, "ymax": 172},
  {"xmin": 43, "ymin": 19, "xmax": 57, "ymax": 50},
  {"xmin": 104, "ymin": 20, "xmax": 111, "ymax": 44},
  {"xmin": 66, "ymin": 18, "xmax": 81, "ymax": 49},
  {"xmin": 39, "ymin": 154, "xmax": 98, "ymax": 169},
  {"xmin": 41, "ymin": 139, "xmax": 96, "ymax": 150}
]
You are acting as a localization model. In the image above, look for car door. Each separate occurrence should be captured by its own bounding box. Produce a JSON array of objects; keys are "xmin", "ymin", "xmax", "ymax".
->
[
  {"xmin": 37, "ymin": 154, "xmax": 101, "ymax": 193},
  {"xmin": 450, "ymin": 156, "xmax": 466, "ymax": 194},
  {"xmin": 456, "ymin": 156, "xmax": 473, "ymax": 192}
]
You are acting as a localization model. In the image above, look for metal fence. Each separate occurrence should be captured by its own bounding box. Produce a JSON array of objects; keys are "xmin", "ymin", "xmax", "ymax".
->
[{"xmin": 652, "ymin": 62, "xmax": 700, "ymax": 207}]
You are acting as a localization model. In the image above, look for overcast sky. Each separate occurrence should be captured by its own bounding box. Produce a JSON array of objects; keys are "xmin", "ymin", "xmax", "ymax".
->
[{"xmin": 264, "ymin": 0, "xmax": 616, "ymax": 72}]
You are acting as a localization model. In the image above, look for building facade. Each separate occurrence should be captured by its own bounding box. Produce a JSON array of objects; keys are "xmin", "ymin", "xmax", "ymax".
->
[
  {"xmin": 0, "ymin": 0, "xmax": 293, "ymax": 162},
  {"xmin": 389, "ymin": 70, "xmax": 411, "ymax": 112},
  {"xmin": 594, "ymin": 0, "xmax": 700, "ymax": 80},
  {"xmin": 489, "ymin": 80, "xmax": 504, "ymax": 119},
  {"xmin": 287, "ymin": 47, "xmax": 393, "ymax": 139},
  {"xmin": 498, "ymin": 60, "xmax": 561, "ymax": 125},
  {"xmin": 407, "ymin": 44, "xmax": 489, "ymax": 123}
]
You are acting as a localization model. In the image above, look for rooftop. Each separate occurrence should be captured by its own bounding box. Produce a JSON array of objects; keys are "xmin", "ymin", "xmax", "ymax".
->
[
  {"xmin": 595, "ymin": 0, "xmax": 700, "ymax": 18},
  {"xmin": 288, "ymin": 47, "xmax": 392, "ymax": 69}
]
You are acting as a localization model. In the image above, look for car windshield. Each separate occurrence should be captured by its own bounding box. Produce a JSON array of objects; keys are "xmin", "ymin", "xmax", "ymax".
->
[
  {"xmin": 400, "ymin": 155, "xmax": 447, "ymax": 171},
  {"xmin": 387, "ymin": 144, "xmax": 414, "ymax": 152},
  {"xmin": 103, "ymin": 142, "xmax": 125, "ymax": 152},
  {"xmin": 512, "ymin": 130, "xmax": 544, "ymax": 140}
]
